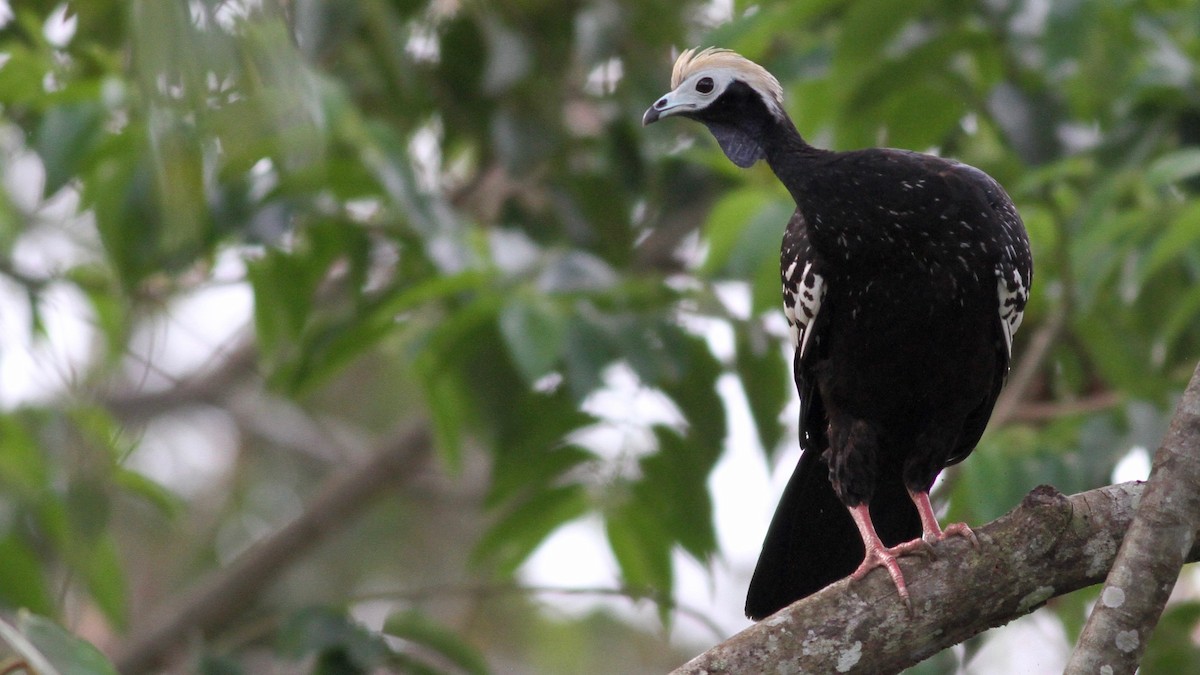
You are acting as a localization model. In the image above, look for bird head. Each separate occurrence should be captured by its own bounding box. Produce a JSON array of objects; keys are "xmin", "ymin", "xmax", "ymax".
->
[{"xmin": 642, "ymin": 48, "xmax": 786, "ymax": 168}]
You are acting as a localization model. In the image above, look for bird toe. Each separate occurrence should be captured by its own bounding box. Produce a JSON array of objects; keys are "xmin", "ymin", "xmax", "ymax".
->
[{"xmin": 942, "ymin": 522, "xmax": 979, "ymax": 548}]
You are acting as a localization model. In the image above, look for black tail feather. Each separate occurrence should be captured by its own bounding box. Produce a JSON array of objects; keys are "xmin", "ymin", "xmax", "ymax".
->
[{"xmin": 744, "ymin": 448, "xmax": 921, "ymax": 620}]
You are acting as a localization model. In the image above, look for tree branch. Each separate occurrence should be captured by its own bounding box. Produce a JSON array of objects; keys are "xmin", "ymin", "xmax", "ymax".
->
[
  {"xmin": 102, "ymin": 341, "xmax": 259, "ymax": 422},
  {"xmin": 111, "ymin": 423, "xmax": 433, "ymax": 674},
  {"xmin": 1008, "ymin": 390, "xmax": 1122, "ymax": 423},
  {"xmin": 672, "ymin": 481, "xmax": 1200, "ymax": 675},
  {"xmin": 1066, "ymin": 361, "xmax": 1200, "ymax": 672}
]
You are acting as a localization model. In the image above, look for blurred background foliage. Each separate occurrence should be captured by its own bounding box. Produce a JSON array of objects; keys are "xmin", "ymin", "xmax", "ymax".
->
[{"xmin": 0, "ymin": 0, "xmax": 1199, "ymax": 672}]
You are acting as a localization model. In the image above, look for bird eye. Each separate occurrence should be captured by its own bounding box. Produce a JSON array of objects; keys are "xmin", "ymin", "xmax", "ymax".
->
[{"xmin": 695, "ymin": 77, "xmax": 715, "ymax": 94}]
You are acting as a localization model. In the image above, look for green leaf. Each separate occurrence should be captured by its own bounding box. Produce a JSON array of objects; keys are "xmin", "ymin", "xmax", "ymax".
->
[
  {"xmin": 561, "ymin": 313, "xmax": 621, "ymax": 401},
  {"xmin": 498, "ymin": 294, "xmax": 568, "ymax": 383},
  {"xmin": 604, "ymin": 501, "xmax": 673, "ymax": 598},
  {"xmin": 488, "ymin": 443, "xmax": 595, "ymax": 508},
  {"xmin": 1161, "ymin": 285, "xmax": 1200, "ymax": 356},
  {"xmin": 248, "ymin": 220, "xmax": 387, "ymax": 394},
  {"xmin": 359, "ymin": 122, "xmax": 469, "ymax": 252},
  {"xmin": 247, "ymin": 241, "xmax": 328, "ymax": 382},
  {"xmin": 35, "ymin": 102, "xmax": 106, "ymax": 197},
  {"xmin": 1053, "ymin": 586, "xmax": 1101, "ymax": 646},
  {"xmin": 491, "ymin": 389, "xmax": 596, "ymax": 487},
  {"xmin": 383, "ymin": 610, "xmax": 489, "ymax": 675},
  {"xmin": 389, "ymin": 653, "xmax": 446, "ymax": 675},
  {"xmin": 113, "ymin": 468, "xmax": 184, "ymax": 518},
  {"xmin": 472, "ymin": 485, "xmax": 590, "ymax": 577},
  {"xmin": 376, "ymin": 270, "xmax": 488, "ymax": 319},
  {"xmin": 635, "ymin": 429, "xmax": 718, "ymax": 562},
  {"xmin": 415, "ymin": 304, "xmax": 506, "ymax": 470},
  {"xmin": 0, "ymin": 613, "xmax": 60, "ymax": 675},
  {"xmin": 72, "ymin": 269, "xmax": 130, "ymax": 362},
  {"xmin": 946, "ymin": 420, "xmax": 1118, "ymax": 527},
  {"xmin": 1139, "ymin": 201, "xmax": 1200, "ymax": 284},
  {"xmin": 876, "ymin": 79, "xmax": 969, "ymax": 150},
  {"xmin": 0, "ymin": 46, "xmax": 51, "ymax": 109},
  {"xmin": 1146, "ymin": 149, "xmax": 1200, "ymax": 187},
  {"xmin": 700, "ymin": 188, "xmax": 791, "ymax": 280},
  {"xmin": 749, "ymin": 249, "xmax": 785, "ymax": 317},
  {"xmin": 0, "ymin": 415, "xmax": 50, "ymax": 495},
  {"xmin": 84, "ymin": 131, "xmax": 162, "ymax": 289},
  {"xmin": 840, "ymin": 27, "xmax": 980, "ymax": 149},
  {"xmin": 833, "ymin": 0, "xmax": 933, "ymax": 87},
  {"xmin": 277, "ymin": 607, "xmax": 389, "ymax": 669},
  {"xmin": 0, "ymin": 536, "xmax": 53, "ymax": 614},
  {"xmin": 1075, "ymin": 310, "xmax": 1158, "ymax": 398},
  {"xmin": 66, "ymin": 478, "xmax": 110, "ymax": 544},
  {"xmin": 15, "ymin": 611, "xmax": 118, "ymax": 675},
  {"xmin": 1142, "ymin": 601, "xmax": 1200, "ymax": 675},
  {"xmin": 656, "ymin": 331, "xmax": 725, "ymax": 459},
  {"xmin": 196, "ymin": 652, "xmax": 247, "ymax": 675},
  {"xmin": 294, "ymin": 312, "xmax": 395, "ymax": 395},
  {"xmin": 735, "ymin": 322, "xmax": 789, "ymax": 457},
  {"xmin": 418, "ymin": 356, "xmax": 472, "ymax": 471},
  {"xmin": 81, "ymin": 535, "xmax": 128, "ymax": 630}
]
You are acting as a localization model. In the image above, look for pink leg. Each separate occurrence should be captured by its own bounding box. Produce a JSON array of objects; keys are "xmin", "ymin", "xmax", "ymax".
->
[
  {"xmin": 847, "ymin": 504, "xmax": 932, "ymax": 609},
  {"xmin": 909, "ymin": 490, "xmax": 979, "ymax": 546}
]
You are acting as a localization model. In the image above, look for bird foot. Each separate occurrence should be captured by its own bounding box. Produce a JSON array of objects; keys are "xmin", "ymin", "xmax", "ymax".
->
[
  {"xmin": 909, "ymin": 491, "xmax": 979, "ymax": 548},
  {"xmin": 849, "ymin": 538, "xmax": 933, "ymax": 610},
  {"xmin": 938, "ymin": 522, "xmax": 979, "ymax": 547},
  {"xmin": 924, "ymin": 521, "xmax": 979, "ymax": 548}
]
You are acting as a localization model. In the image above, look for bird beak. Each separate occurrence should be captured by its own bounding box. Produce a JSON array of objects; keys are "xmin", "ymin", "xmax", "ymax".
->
[{"xmin": 642, "ymin": 91, "xmax": 694, "ymax": 126}]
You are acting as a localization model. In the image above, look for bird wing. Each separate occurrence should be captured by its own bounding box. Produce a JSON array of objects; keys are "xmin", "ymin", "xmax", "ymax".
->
[
  {"xmin": 961, "ymin": 161, "xmax": 1033, "ymax": 364},
  {"xmin": 945, "ymin": 160, "xmax": 1034, "ymax": 463},
  {"xmin": 781, "ymin": 210, "xmax": 824, "ymax": 360},
  {"xmin": 780, "ymin": 209, "xmax": 827, "ymax": 452},
  {"xmin": 745, "ymin": 209, "xmax": 850, "ymax": 620}
]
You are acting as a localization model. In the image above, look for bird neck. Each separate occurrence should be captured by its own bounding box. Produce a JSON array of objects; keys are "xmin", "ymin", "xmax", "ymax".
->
[{"xmin": 762, "ymin": 115, "xmax": 828, "ymax": 202}]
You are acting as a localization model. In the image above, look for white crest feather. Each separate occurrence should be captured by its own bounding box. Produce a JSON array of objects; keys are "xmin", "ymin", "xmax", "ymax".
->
[{"xmin": 670, "ymin": 48, "xmax": 785, "ymax": 119}]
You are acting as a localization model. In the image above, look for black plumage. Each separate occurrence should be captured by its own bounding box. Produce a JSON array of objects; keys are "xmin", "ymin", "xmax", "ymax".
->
[{"xmin": 644, "ymin": 49, "xmax": 1032, "ymax": 620}]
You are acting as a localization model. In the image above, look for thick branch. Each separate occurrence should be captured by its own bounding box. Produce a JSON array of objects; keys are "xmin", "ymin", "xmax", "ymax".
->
[
  {"xmin": 673, "ymin": 481, "xmax": 1200, "ymax": 675},
  {"xmin": 1066, "ymin": 362, "xmax": 1200, "ymax": 672},
  {"xmin": 112, "ymin": 424, "xmax": 432, "ymax": 674}
]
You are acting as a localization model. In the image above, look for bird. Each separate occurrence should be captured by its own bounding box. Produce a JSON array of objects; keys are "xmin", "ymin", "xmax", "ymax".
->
[{"xmin": 643, "ymin": 48, "xmax": 1032, "ymax": 620}]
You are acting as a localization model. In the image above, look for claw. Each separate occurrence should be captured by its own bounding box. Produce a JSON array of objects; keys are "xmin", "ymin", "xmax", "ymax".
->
[
  {"xmin": 892, "ymin": 535, "xmax": 937, "ymax": 560},
  {"xmin": 939, "ymin": 521, "xmax": 979, "ymax": 548},
  {"xmin": 849, "ymin": 539, "xmax": 924, "ymax": 610},
  {"xmin": 847, "ymin": 504, "xmax": 932, "ymax": 608}
]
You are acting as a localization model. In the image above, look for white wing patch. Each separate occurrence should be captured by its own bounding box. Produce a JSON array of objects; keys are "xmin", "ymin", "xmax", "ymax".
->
[
  {"xmin": 997, "ymin": 266, "xmax": 1028, "ymax": 359},
  {"xmin": 783, "ymin": 260, "xmax": 825, "ymax": 359}
]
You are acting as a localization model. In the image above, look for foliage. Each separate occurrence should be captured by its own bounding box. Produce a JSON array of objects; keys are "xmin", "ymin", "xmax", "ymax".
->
[
  {"xmin": 0, "ymin": 0, "xmax": 1198, "ymax": 672},
  {"xmin": 0, "ymin": 611, "xmax": 119, "ymax": 675}
]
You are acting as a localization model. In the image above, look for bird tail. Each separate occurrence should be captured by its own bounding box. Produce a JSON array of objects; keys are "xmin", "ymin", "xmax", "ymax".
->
[{"xmin": 744, "ymin": 446, "xmax": 921, "ymax": 620}]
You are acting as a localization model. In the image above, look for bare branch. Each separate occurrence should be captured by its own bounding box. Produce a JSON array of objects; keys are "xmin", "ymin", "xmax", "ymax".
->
[
  {"xmin": 672, "ymin": 481, "xmax": 1200, "ymax": 675},
  {"xmin": 1066, "ymin": 361, "xmax": 1200, "ymax": 672},
  {"xmin": 111, "ymin": 423, "xmax": 433, "ymax": 674},
  {"xmin": 102, "ymin": 341, "xmax": 259, "ymax": 421},
  {"xmin": 1008, "ymin": 390, "xmax": 1122, "ymax": 423}
]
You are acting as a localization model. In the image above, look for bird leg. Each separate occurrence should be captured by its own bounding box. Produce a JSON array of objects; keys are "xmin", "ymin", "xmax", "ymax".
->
[
  {"xmin": 846, "ymin": 503, "xmax": 932, "ymax": 609},
  {"xmin": 909, "ymin": 490, "xmax": 979, "ymax": 547}
]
